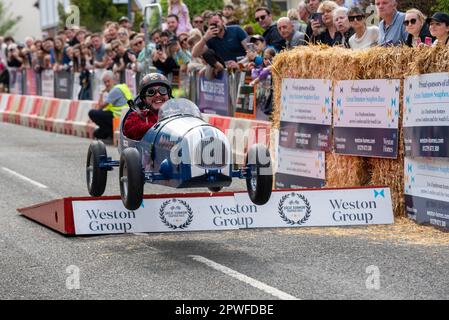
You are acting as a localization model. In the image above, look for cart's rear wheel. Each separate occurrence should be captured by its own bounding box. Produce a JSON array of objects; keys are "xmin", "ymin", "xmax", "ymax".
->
[
  {"xmin": 86, "ymin": 141, "xmax": 108, "ymax": 197},
  {"xmin": 120, "ymin": 148, "xmax": 144, "ymax": 210}
]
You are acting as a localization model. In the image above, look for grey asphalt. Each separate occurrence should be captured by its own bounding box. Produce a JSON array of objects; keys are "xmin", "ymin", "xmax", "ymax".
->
[{"xmin": 0, "ymin": 122, "xmax": 448, "ymax": 300}]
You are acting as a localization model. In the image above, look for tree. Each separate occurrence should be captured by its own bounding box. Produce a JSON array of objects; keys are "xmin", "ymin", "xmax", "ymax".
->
[
  {"xmin": 433, "ymin": 0, "xmax": 449, "ymax": 13},
  {"xmin": 67, "ymin": 0, "xmax": 129, "ymax": 32},
  {"xmin": 160, "ymin": 0, "xmax": 224, "ymax": 18},
  {"xmin": 0, "ymin": 0, "xmax": 22, "ymax": 35}
]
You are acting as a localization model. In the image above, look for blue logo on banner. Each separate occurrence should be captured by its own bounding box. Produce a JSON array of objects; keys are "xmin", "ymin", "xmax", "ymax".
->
[
  {"xmin": 407, "ymin": 164, "xmax": 413, "ymax": 173},
  {"xmin": 391, "ymin": 98, "xmax": 397, "ymax": 107},
  {"xmin": 325, "ymin": 97, "xmax": 330, "ymax": 105},
  {"xmin": 406, "ymin": 96, "xmax": 410, "ymax": 104},
  {"xmin": 374, "ymin": 189, "xmax": 385, "ymax": 198},
  {"xmin": 337, "ymin": 98, "xmax": 342, "ymax": 107}
]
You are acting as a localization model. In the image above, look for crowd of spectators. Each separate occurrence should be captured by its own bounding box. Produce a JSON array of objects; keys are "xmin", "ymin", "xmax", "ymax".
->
[{"xmin": 0, "ymin": 0, "xmax": 448, "ymax": 100}]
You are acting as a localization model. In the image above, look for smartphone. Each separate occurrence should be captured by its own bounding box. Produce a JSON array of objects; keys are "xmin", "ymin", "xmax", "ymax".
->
[
  {"xmin": 425, "ymin": 37, "xmax": 432, "ymax": 46},
  {"xmin": 210, "ymin": 23, "xmax": 218, "ymax": 29},
  {"xmin": 156, "ymin": 44, "xmax": 162, "ymax": 51},
  {"xmin": 247, "ymin": 43, "xmax": 256, "ymax": 52},
  {"xmin": 311, "ymin": 13, "xmax": 323, "ymax": 26}
]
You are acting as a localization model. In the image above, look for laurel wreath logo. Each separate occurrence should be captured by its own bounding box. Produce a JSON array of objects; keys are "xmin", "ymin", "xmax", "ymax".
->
[
  {"xmin": 278, "ymin": 193, "xmax": 311, "ymax": 225},
  {"xmin": 159, "ymin": 199, "xmax": 194, "ymax": 230}
]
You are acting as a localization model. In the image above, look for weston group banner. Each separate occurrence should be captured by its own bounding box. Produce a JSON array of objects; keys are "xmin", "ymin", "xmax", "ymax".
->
[{"xmin": 72, "ymin": 188, "xmax": 394, "ymax": 235}]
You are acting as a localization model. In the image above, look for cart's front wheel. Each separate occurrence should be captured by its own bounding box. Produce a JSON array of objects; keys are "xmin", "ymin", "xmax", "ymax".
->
[{"xmin": 245, "ymin": 144, "xmax": 273, "ymax": 206}]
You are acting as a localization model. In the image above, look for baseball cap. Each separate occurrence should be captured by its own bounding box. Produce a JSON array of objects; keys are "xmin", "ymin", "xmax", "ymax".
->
[
  {"xmin": 249, "ymin": 34, "xmax": 265, "ymax": 43},
  {"xmin": 426, "ymin": 12, "xmax": 449, "ymax": 25},
  {"xmin": 119, "ymin": 16, "xmax": 130, "ymax": 23}
]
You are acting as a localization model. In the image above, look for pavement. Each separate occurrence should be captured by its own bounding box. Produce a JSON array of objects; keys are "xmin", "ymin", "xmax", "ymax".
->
[{"xmin": 0, "ymin": 122, "xmax": 448, "ymax": 300}]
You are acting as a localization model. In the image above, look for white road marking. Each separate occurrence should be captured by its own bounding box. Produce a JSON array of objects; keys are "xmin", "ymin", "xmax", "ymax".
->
[
  {"xmin": 189, "ymin": 255, "xmax": 299, "ymax": 300},
  {"xmin": 2, "ymin": 167, "xmax": 48, "ymax": 189}
]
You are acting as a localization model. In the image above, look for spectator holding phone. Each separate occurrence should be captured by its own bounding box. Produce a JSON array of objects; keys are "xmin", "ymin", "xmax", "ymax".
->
[
  {"xmin": 192, "ymin": 11, "xmax": 247, "ymax": 75},
  {"xmin": 310, "ymin": 1, "xmax": 339, "ymax": 46},
  {"xmin": 348, "ymin": 6, "xmax": 379, "ymax": 50},
  {"xmin": 404, "ymin": 9, "xmax": 434, "ymax": 47},
  {"xmin": 427, "ymin": 12, "xmax": 449, "ymax": 47}
]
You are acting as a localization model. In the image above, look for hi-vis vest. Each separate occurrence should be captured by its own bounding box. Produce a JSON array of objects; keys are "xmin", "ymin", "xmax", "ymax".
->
[{"xmin": 103, "ymin": 84, "xmax": 133, "ymax": 118}]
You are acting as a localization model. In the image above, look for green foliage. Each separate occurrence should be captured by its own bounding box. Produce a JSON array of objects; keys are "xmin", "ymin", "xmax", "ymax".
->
[
  {"xmin": 183, "ymin": 0, "xmax": 224, "ymax": 18},
  {"xmin": 0, "ymin": 0, "xmax": 22, "ymax": 35},
  {"xmin": 161, "ymin": 0, "xmax": 224, "ymax": 18},
  {"xmin": 68, "ymin": 0, "xmax": 128, "ymax": 32},
  {"xmin": 433, "ymin": 0, "xmax": 449, "ymax": 13}
]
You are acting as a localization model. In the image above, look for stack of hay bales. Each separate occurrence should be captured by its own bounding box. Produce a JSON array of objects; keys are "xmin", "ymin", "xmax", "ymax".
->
[{"xmin": 272, "ymin": 45, "xmax": 449, "ymax": 217}]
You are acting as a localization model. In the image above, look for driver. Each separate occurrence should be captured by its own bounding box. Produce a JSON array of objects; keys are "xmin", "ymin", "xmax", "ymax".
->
[{"xmin": 123, "ymin": 73, "xmax": 173, "ymax": 140}]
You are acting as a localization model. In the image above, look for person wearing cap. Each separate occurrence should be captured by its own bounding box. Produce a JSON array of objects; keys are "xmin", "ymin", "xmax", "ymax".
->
[
  {"xmin": 250, "ymin": 35, "xmax": 266, "ymax": 56},
  {"xmin": 119, "ymin": 16, "xmax": 131, "ymax": 30},
  {"xmin": 427, "ymin": 12, "xmax": 449, "ymax": 46},
  {"xmin": 88, "ymin": 71, "xmax": 133, "ymax": 140},
  {"xmin": 123, "ymin": 73, "xmax": 173, "ymax": 140}
]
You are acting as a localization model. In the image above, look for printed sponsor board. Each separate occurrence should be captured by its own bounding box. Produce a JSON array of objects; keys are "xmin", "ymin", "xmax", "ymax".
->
[
  {"xmin": 404, "ymin": 157, "xmax": 449, "ymax": 229},
  {"xmin": 333, "ymin": 79, "xmax": 400, "ymax": 158},
  {"xmin": 8, "ymin": 68, "xmax": 23, "ymax": 95},
  {"xmin": 54, "ymin": 71, "xmax": 72, "ymax": 99},
  {"xmin": 197, "ymin": 72, "xmax": 229, "ymax": 116},
  {"xmin": 275, "ymin": 146, "xmax": 325, "ymax": 189},
  {"xmin": 41, "ymin": 69, "xmax": 55, "ymax": 97},
  {"xmin": 404, "ymin": 73, "xmax": 449, "ymax": 158},
  {"xmin": 125, "ymin": 69, "xmax": 137, "ymax": 97},
  {"xmin": 72, "ymin": 188, "xmax": 394, "ymax": 235},
  {"xmin": 280, "ymin": 78, "xmax": 332, "ymax": 151},
  {"xmin": 25, "ymin": 69, "xmax": 38, "ymax": 96}
]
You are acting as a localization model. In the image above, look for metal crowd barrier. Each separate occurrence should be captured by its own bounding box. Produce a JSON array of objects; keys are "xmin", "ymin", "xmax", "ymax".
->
[{"xmin": 6, "ymin": 67, "xmax": 269, "ymax": 119}]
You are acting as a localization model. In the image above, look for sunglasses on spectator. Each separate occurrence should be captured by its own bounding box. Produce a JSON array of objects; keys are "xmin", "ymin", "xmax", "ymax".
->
[
  {"xmin": 255, "ymin": 15, "xmax": 267, "ymax": 22},
  {"xmin": 193, "ymin": 20, "xmax": 203, "ymax": 24},
  {"xmin": 180, "ymin": 38, "xmax": 188, "ymax": 43},
  {"xmin": 118, "ymin": 33, "xmax": 127, "ymax": 36},
  {"xmin": 146, "ymin": 86, "xmax": 168, "ymax": 97},
  {"xmin": 348, "ymin": 15, "xmax": 364, "ymax": 22},
  {"xmin": 134, "ymin": 40, "xmax": 144, "ymax": 45},
  {"xmin": 403, "ymin": 18, "xmax": 417, "ymax": 26}
]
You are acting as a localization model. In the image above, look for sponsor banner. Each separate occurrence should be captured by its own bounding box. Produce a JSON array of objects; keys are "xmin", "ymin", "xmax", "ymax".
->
[
  {"xmin": 235, "ymin": 188, "xmax": 394, "ymax": 228},
  {"xmin": 234, "ymin": 84, "xmax": 254, "ymax": 118},
  {"xmin": 280, "ymin": 122, "xmax": 332, "ymax": 151},
  {"xmin": 280, "ymin": 78, "xmax": 332, "ymax": 151},
  {"xmin": 93, "ymin": 69, "xmax": 106, "ymax": 102},
  {"xmin": 275, "ymin": 146, "xmax": 325, "ymax": 189},
  {"xmin": 72, "ymin": 72, "xmax": 81, "ymax": 100},
  {"xmin": 73, "ymin": 196, "xmax": 239, "ymax": 235},
  {"xmin": 404, "ymin": 157, "xmax": 449, "ymax": 229},
  {"xmin": 333, "ymin": 127, "xmax": 398, "ymax": 158},
  {"xmin": 71, "ymin": 188, "xmax": 393, "ymax": 235},
  {"xmin": 25, "ymin": 69, "xmax": 38, "ymax": 95},
  {"xmin": 8, "ymin": 68, "xmax": 23, "ymax": 95},
  {"xmin": 198, "ymin": 72, "xmax": 229, "ymax": 116},
  {"xmin": 404, "ymin": 73, "xmax": 449, "ymax": 158},
  {"xmin": 255, "ymin": 78, "xmax": 272, "ymax": 121},
  {"xmin": 125, "ymin": 69, "xmax": 137, "ymax": 97},
  {"xmin": 54, "ymin": 71, "xmax": 72, "ymax": 99},
  {"xmin": 41, "ymin": 69, "xmax": 55, "ymax": 97},
  {"xmin": 333, "ymin": 79, "xmax": 400, "ymax": 158}
]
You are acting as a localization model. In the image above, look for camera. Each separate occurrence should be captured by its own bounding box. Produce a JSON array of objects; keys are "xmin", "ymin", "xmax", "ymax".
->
[{"xmin": 156, "ymin": 44, "xmax": 163, "ymax": 51}]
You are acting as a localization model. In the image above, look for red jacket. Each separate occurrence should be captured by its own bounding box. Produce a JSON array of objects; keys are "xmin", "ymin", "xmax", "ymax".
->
[{"xmin": 123, "ymin": 109, "xmax": 159, "ymax": 140}]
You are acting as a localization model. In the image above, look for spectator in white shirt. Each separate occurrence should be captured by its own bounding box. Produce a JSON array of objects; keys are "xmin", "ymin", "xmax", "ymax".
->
[{"xmin": 348, "ymin": 6, "xmax": 380, "ymax": 50}]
